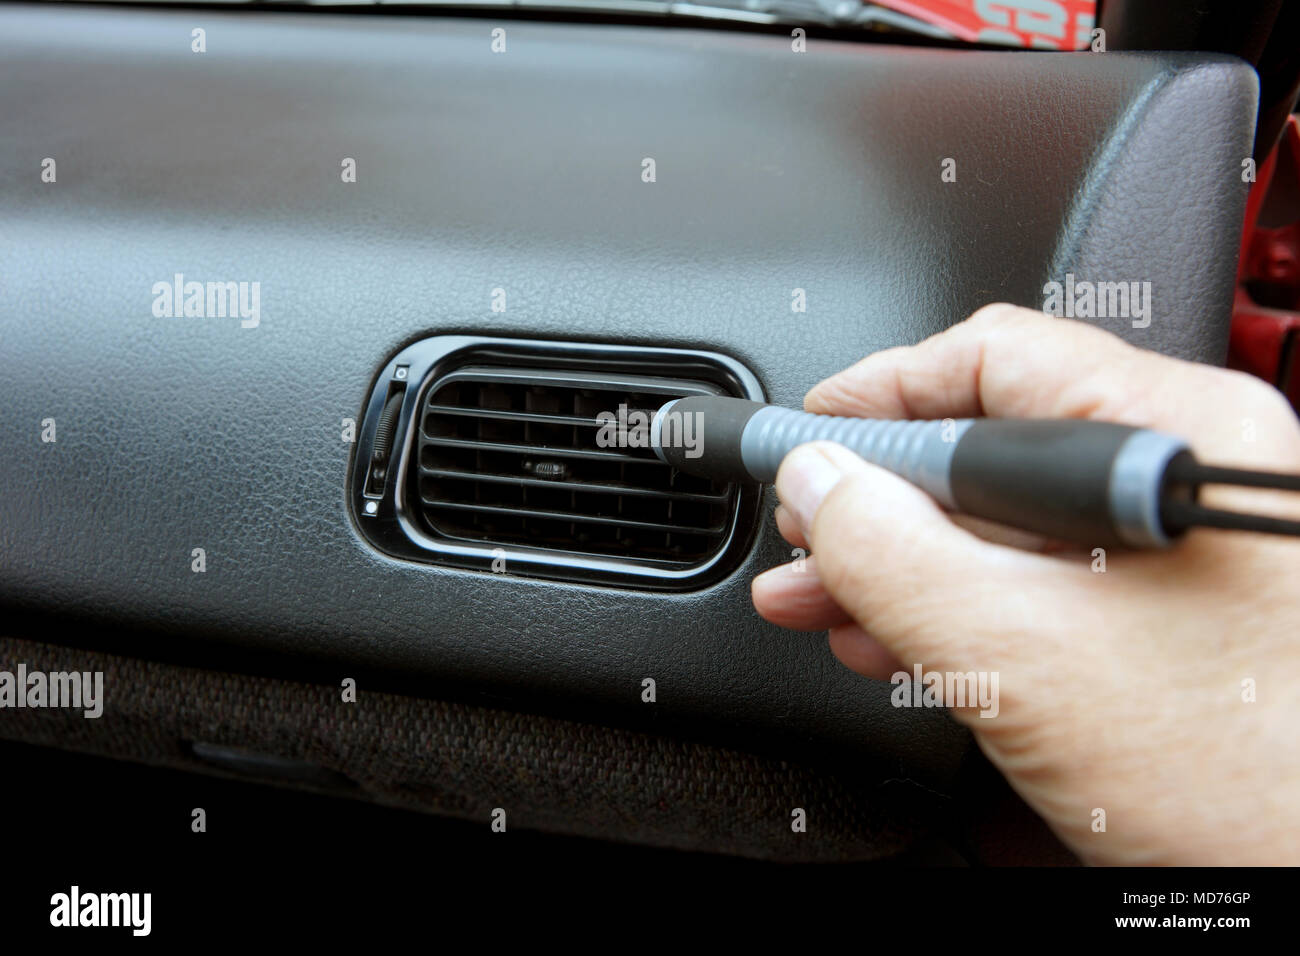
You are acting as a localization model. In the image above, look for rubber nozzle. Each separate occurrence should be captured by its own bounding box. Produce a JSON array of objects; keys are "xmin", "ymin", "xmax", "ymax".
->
[{"xmin": 650, "ymin": 396, "xmax": 767, "ymax": 482}]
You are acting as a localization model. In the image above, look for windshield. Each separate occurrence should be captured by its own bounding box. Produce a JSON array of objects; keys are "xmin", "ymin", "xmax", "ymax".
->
[{"xmin": 37, "ymin": 0, "xmax": 1097, "ymax": 48}]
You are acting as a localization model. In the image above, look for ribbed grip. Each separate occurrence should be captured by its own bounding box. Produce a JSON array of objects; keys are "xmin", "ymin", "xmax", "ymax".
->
[{"xmin": 741, "ymin": 407, "xmax": 972, "ymax": 506}]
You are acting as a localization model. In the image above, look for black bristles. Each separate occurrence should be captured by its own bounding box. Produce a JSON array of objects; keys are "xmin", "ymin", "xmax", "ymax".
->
[
  {"xmin": 1161, "ymin": 458, "xmax": 1300, "ymax": 537},
  {"xmin": 1164, "ymin": 458, "xmax": 1300, "ymax": 493},
  {"xmin": 1161, "ymin": 498, "xmax": 1300, "ymax": 537}
]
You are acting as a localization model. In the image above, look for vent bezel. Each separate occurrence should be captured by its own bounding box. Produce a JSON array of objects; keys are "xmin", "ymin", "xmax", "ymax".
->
[{"xmin": 349, "ymin": 336, "xmax": 766, "ymax": 590}]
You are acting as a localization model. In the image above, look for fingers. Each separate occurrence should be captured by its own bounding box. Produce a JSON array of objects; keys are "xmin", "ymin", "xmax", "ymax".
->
[
  {"xmin": 774, "ymin": 503, "xmax": 807, "ymax": 550},
  {"xmin": 776, "ymin": 441, "xmax": 1079, "ymax": 673},
  {"xmin": 804, "ymin": 303, "xmax": 1137, "ymax": 420},
  {"xmin": 827, "ymin": 623, "xmax": 904, "ymax": 682},
  {"xmin": 751, "ymin": 557, "xmax": 852, "ymax": 631},
  {"xmin": 752, "ymin": 556, "xmax": 907, "ymax": 682},
  {"xmin": 803, "ymin": 305, "xmax": 1300, "ymax": 467}
]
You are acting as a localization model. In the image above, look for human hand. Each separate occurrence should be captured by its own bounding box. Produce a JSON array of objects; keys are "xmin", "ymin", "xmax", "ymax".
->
[{"xmin": 752, "ymin": 304, "xmax": 1300, "ymax": 865}]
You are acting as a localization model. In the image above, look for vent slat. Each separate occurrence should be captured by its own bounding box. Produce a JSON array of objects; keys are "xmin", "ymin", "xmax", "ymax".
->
[
  {"xmin": 421, "ymin": 468, "xmax": 728, "ymax": 503},
  {"xmin": 421, "ymin": 499, "xmax": 727, "ymax": 537},
  {"xmin": 422, "ymin": 435, "xmax": 665, "ymax": 464},
  {"xmin": 424, "ymin": 404, "xmax": 610, "ymax": 429}
]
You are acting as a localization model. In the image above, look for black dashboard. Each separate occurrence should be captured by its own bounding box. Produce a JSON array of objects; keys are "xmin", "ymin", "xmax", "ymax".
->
[{"xmin": 0, "ymin": 3, "xmax": 1258, "ymax": 860}]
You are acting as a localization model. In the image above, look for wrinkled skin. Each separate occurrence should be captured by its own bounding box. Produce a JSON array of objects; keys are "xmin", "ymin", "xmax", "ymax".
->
[{"xmin": 752, "ymin": 304, "xmax": 1300, "ymax": 865}]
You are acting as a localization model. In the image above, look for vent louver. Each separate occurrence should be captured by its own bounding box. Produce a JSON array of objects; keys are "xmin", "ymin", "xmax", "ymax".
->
[
  {"xmin": 352, "ymin": 337, "xmax": 764, "ymax": 590},
  {"xmin": 416, "ymin": 368, "xmax": 731, "ymax": 564}
]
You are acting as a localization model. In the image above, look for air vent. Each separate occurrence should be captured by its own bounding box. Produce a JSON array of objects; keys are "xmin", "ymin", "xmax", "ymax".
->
[
  {"xmin": 417, "ymin": 367, "xmax": 730, "ymax": 563},
  {"xmin": 351, "ymin": 337, "xmax": 765, "ymax": 589}
]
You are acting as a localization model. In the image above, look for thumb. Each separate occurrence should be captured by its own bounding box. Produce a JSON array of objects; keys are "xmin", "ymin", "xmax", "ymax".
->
[{"xmin": 775, "ymin": 441, "xmax": 1072, "ymax": 674}]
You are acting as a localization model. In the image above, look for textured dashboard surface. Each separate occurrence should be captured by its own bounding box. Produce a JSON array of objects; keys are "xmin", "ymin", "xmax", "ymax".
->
[{"xmin": 0, "ymin": 5, "xmax": 1256, "ymax": 783}]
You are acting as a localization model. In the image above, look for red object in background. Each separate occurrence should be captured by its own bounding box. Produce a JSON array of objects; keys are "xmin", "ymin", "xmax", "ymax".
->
[
  {"xmin": 1230, "ymin": 115, "xmax": 1300, "ymax": 412},
  {"xmin": 870, "ymin": 0, "xmax": 1095, "ymax": 49}
]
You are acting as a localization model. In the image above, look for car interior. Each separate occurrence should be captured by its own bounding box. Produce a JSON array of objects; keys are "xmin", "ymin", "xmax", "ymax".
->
[{"xmin": 2, "ymin": 0, "xmax": 1299, "ymax": 910}]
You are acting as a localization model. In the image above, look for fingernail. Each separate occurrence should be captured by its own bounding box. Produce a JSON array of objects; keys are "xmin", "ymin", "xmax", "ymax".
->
[
  {"xmin": 751, "ymin": 566, "xmax": 779, "ymax": 598},
  {"xmin": 780, "ymin": 447, "xmax": 844, "ymax": 534}
]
